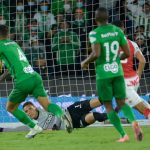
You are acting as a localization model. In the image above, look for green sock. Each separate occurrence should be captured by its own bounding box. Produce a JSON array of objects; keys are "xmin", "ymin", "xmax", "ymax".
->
[
  {"xmin": 12, "ymin": 108, "xmax": 35, "ymax": 128},
  {"xmin": 107, "ymin": 110, "xmax": 126, "ymax": 137},
  {"xmin": 121, "ymin": 104, "xmax": 135, "ymax": 123},
  {"xmin": 48, "ymin": 103, "xmax": 63, "ymax": 118}
]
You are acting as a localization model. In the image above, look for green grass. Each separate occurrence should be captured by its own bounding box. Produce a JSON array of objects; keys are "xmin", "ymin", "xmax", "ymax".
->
[{"xmin": 0, "ymin": 126, "xmax": 150, "ymax": 150}]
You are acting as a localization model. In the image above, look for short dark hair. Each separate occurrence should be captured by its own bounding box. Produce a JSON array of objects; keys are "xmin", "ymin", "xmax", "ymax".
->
[
  {"xmin": 95, "ymin": 7, "xmax": 109, "ymax": 23},
  {"xmin": 23, "ymin": 101, "xmax": 34, "ymax": 109},
  {"xmin": 112, "ymin": 20, "xmax": 124, "ymax": 28},
  {"xmin": 136, "ymin": 25, "xmax": 145, "ymax": 30},
  {"xmin": 0, "ymin": 25, "xmax": 8, "ymax": 38},
  {"xmin": 51, "ymin": 24, "xmax": 57, "ymax": 30}
]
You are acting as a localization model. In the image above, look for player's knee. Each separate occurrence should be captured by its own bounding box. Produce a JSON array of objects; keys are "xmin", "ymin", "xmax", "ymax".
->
[
  {"xmin": 80, "ymin": 116, "xmax": 89, "ymax": 128},
  {"xmin": 37, "ymin": 96, "xmax": 50, "ymax": 110},
  {"xmin": 103, "ymin": 102, "xmax": 113, "ymax": 112},
  {"xmin": 6, "ymin": 103, "xmax": 18, "ymax": 113},
  {"xmin": 6, "ymin": 105, "xmax": 15, "ymax": 113},
  {"xmin": 116, "ymin": 100, "xmax": 125, "ymax": 107}
]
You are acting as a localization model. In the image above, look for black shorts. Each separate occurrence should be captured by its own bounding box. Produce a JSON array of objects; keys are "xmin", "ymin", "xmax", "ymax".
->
[{"xmin": 67, "ymin": 100, "xmax": 91, "ymax": 128}]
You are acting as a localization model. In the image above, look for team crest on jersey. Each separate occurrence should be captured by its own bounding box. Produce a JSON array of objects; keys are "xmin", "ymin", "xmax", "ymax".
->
[
  {"xmin": 23, "ymin": 65, "xmax": 34, "ymax": 74},
  {"xmin": 104, "ymin": 62, "xmax": 118, "ymax": 73}
]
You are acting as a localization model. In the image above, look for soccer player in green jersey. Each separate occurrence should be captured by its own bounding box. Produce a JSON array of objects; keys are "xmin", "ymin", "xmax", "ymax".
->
[
  {"xmin": 0, "ymin": 25, "xmax": 72, "ymax": 138},
  {"xmin": 81, "ymin": 7, "xmax": 143, "ymax": 142}
]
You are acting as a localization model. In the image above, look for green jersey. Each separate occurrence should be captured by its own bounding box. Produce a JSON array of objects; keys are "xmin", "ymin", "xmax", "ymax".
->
[
  {"xmin": 0, "ymin": 39, "xmax": 36, "ymax": 83},
  {"xmin": 89, "ymin": 24, "xmax": 128, "ymax": 79},
  {"xmin": 52, "ymin": 31, "xmax": 80, "ymax": 65}
]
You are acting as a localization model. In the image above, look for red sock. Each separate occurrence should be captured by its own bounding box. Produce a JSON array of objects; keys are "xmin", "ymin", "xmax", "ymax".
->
[{"xmin": 144, "ymin": 108, "xmax": 150, "ymax": 118}]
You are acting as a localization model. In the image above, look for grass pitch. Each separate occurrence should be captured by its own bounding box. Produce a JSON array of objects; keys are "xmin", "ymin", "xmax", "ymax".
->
[{"xmin": 0, "ymin": 126, "xmax": 150, "ymax": 150}]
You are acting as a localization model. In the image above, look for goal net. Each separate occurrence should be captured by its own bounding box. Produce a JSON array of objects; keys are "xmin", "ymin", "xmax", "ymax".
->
[{"xmin": 0, "ymin": 0, "xmax": 150, "ymax": 127}]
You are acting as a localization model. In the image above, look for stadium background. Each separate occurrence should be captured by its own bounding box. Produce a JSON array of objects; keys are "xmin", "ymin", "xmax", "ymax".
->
[{"xmin": 0, "ymin": 0, "xmax": 150, "ymax": 124}]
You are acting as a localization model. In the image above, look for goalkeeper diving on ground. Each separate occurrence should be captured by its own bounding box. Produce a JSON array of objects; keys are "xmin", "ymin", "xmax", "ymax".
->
[
  {"xmin": 0, "ymin": 99, "xmax": 108, "ymax": 132},
  {"xmin": 0, "ymin": 24, "xmax": 72, "ymax": 138}
]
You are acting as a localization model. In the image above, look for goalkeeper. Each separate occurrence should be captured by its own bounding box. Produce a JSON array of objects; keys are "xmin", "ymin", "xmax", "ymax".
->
[
  {"xmin": 0, "ymin": 25, "xmax": 72, "ymax": 138},
  {"xmin": 0, "ymin": 99, "xmax": 108, "ymax": 132}
]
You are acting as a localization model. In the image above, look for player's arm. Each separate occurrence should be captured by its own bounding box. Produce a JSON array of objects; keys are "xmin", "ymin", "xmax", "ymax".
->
[
  {"xmin": 119, "ymin": 30, "xmax": 130, "ymax": 60},
  {"xmin": 135, "ymin": 51, "xmax": 146, "ymax": 78},
  {"xmin": 81, "ymin": 31, "xmax": 100, "ymax": 69},
  {"xmin": 119, "ymin": 44, "xmax": 130, "ymax": 60},
  {"xmin": 133, "ymin": 42, "xmax": 146, "ymax": 78},
  {"xmin": 81, "ymin": 43, "xmax": 100, "ymax": 69},
  {"xmin": 0, "ymin": 60, "xmax": 2, "ymax": 73},
  {"xmin": 0, "ymin": 60, "xmax": 10, "ymax": 82},
  {"xmin": 0, "ymin": 70, "xmax": 10, "ymax": 82}
]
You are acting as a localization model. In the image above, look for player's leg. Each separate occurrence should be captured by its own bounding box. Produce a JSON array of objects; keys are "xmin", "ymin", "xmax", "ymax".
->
[
  {"xmin": 32, "ymin": 74, "xmax": 63, "ymax": 118},
  {"xmin": 97, "ymin": 78, "xmax": 127, "ymax": 140},
  {"xmin": 68, "ymin": 99, "xmax": 99, "ymax": 113},
  {"xmin": 7, "ymin": 87, "xmax": 43, "ymax": 138},
  {"xmin": 134, "ymin": 101, "xmax": 150, "ymax": 119},
  {"xmin": 66, "ymin": 99, "xmax": 102, "ymax": 128},
  {"xmin": 7, "ymin": 89, "xmax": 36, "ymax": 128},
  {"xmin": 89, "ymin": 98, "xmax": 102, "ymax": 109},
  {"xmin": 104, "ymin": 101, "xmax": 129, "ymax": 141},
  {"xmin": 32, "ymin": 74, "xmax": 73, "ymax": 132},
  {"xmin": 114, "ymin": 76, "xmax": 143, "ymax": 141},
  {"xmin": 68, "ymin": 99, "xmax": 101, "ymax": 114},
  {"xmin": 125, "ymin": 83, "xmax": 150, "ymax": 119},
  {"xmin": 7, "ymin": 101, "xmax": 36, "ymax": 128},
  {"xmin": 37, "ymin": 96, "xmax": 63, "ymax": 118},
  {"xmin": 38, "ymin": 98, "xmax": 73, "ymax": 131},
  {"xmin": 79, "ymin": 112, "xmax": 107, "ymax": 127}
]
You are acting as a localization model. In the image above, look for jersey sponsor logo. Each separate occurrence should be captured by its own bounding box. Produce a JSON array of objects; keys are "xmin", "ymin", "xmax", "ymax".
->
[
  {"xmin": 101, "ymin": 32, "xmax": 118, "ymax": 38},
  {"xmin": 43, "ymin": 114, "xmax": 54, "ymax": 129},
  {"xmin": 23, "ymin": 65, "xmax": 34, "ymax": 74},
  {"xmin": 127, "ymin": 77, "xmax": 139, "ymax": 87},
  {"xmin": 104, "ymin": 62, "xmax": 118, "ymax": 73}
]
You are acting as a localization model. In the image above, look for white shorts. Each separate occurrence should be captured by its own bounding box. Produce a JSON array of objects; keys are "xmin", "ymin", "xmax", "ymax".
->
[{"xmin": 125, "ymin": 75, "xmax": 142, "ymax": 107}]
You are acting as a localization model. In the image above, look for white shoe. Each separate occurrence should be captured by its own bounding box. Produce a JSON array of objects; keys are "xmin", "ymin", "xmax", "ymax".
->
[
  {"xmin": 62, "ymin": 109, "xmax": 73, "ymax": 133},
  {"xmin": 25, "ymin": 125, "xmax": 43, "ymax": 139}
]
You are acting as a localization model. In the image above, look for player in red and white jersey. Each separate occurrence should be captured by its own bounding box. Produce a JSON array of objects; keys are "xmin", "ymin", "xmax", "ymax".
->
[{"xmin": 113, "ymin": 20, "xmax": 150, "ymax": 119}]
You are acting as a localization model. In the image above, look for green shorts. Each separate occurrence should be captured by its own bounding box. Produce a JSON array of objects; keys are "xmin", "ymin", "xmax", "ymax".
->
[
  {"xmin": 96, "ymin": 76, "xmax": 126, "ymax": 102},
  {"xmin": 8, "ymin": 73, "xmax": 47, "ymax": 103}
]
